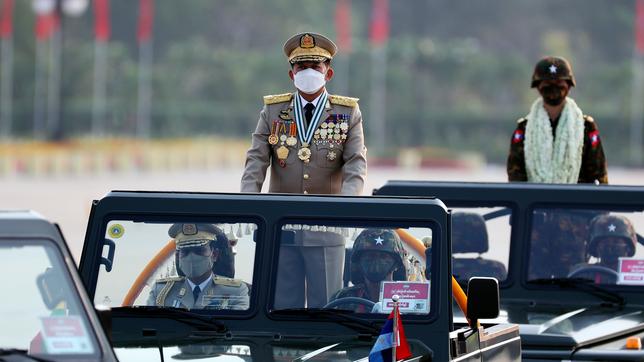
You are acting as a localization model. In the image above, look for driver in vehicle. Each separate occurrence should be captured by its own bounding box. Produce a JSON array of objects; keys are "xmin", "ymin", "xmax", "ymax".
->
[
  {"xmin": 570, "ymin": 215, "xmax": 637, "ymax": 283},
  {"xmin": 147, "ymin": 223, "xmax": 249, "ymax": 310},
  {"xmin": 328, "ymin": 229, "xmax": 408, "ymax": 312}
]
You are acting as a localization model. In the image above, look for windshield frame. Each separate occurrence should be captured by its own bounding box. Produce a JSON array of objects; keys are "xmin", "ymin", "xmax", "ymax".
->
[
  {"xmin": 91, "ymin": 213, "xmax": 264, "ymax": 316},
  {"xmin": 268, "ymin": 216, "xmax": 441, "ymax": 323},
  {"xmin": 0, "ymin": 237, "xmax": 103, "ymax": 358},
  {"xmin": 525, "ymin": 202, "xmax": 644, "ymax": 292}
]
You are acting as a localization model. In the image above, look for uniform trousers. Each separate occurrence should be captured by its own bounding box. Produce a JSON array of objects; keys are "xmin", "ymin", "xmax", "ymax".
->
[{"xmin": 274, "ymin": 244, "xmax": 345, "ymax": 309}]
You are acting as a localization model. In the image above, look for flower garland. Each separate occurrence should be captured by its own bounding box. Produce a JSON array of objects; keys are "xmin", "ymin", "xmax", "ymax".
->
[{"xmin": 524, "ymin": 97, "xmax": 585, "ymax": 183}]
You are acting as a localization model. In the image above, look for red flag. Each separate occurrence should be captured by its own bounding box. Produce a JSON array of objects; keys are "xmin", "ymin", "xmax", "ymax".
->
[
  {"xmin": 0, "ymin": 0, "xmax": 13, "ymax": 38},
  {"xmin": 94, "ymin": 0, "xmax": 110, "ymax": 42},
  {"xmin": 369, "ymin": 0, "xmax": 389, "ymax": 47},
  {"xmin": 335, "ymin": 0, "xmax": 352, "ymax": 53},
  {"xmin": 137, "ymin": 0, "xmax": 154, "ymax": 44},
  {"xmin": 35, "ymin": 12, "xmax": 58, "ymax": 41},
  {"xmin": 636, "ymin": 0, "xmax": 644, "ymax": 54}
]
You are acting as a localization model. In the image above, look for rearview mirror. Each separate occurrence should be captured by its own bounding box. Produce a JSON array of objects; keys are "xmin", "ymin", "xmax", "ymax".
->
[{"xmin": 36, "ymin": 267, "xmax": 66, "ymax": 309}]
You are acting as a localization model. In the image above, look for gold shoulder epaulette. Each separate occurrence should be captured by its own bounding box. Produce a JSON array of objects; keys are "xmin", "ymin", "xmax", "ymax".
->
[
  {"xmin": 263, "ymin": 93, "xmax": 293, "ymax": 105},
  {"xmin": 156, "ymin": 276, "xmax": 184, "ymax": 283},
  {"xmin": 213, "ymin": 276, "xmax": 242, "ymax": 287},
  {"xmin": 583, "ymin": 115, "xmax": 595, "ymax": 123},
  {"xmin": 329, "ymin": 94, "xmax": 359, "ymax": 108},
  {"xmin": 517, "ymin": 117, "xmax": 527, "ymax": 124}
]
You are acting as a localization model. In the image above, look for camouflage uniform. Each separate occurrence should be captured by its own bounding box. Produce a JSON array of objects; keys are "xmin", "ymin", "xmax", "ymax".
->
[
  {"xmin": 328, "ymin": 229, "xmax": 408, "ymax": 312},
  {"xmin": 527, "ymin": 210, "xmax": 598, "ymax": 280},
  {"xmin": 451, "ymin": 212, "xmax": 507, "ymax": 282},
  {"xmin": 507, "ymin": 56, "xmax": 608, "ymax": 184},
  {"xmin": 507, "ymin": 116, "xmax": 608, "ymax": 184}
]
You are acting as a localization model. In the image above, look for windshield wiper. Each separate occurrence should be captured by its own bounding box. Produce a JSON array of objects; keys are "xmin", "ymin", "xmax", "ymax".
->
[
  {"xmin": 0, "ymin": 348, "xmax": 53, "ymax": 362},
  {"xmin": 273, "ymin": 308, "xmax": 381, "ymax": 335},
  {"xmin": 529, "ymin": 278, "xmax": 625, "ymax": 306},
  {"xmin": 111, "ymin": 306, "xmax": 228, "ymax": 333}
]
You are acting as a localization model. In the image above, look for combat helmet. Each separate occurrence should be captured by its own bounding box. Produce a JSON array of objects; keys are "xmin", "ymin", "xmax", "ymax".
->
[
  {"xmin": 588, "ymin": 215, "xmax": 637, "ymax": 258},
  {"xmin": 170, "ymin": 223, "xmax": 235, "ymax": 278},
  {"xmin": 350, "ymin": 228, "xmax": 407, "ymax": 284},
  {"xmin": 531, "ymin": 56, "xmax": 576, "ymax": 88}
]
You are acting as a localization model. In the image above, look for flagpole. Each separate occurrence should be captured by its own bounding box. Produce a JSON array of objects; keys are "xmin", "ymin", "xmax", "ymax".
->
[
  {"xmin": 392, "ymin": 294, "xmax": 399, "ymax": 361},
  {"xmin": 33, "ymin": 39, "xmax": 46, "ymax": 138},
  {"xmin": 0, "ymin": 27, "xmax": 12, "ymax": 138}
]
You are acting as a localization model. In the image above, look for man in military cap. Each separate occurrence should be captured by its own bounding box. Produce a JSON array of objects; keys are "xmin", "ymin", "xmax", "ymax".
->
[
  {"xmin": 328, "ymin": 229, "xmax": 408, "ymax": 313},
  {"xmin": 241, "ymin": 32, "xmax": 367, "ymax": 308},
  {"xmin": 588, "ymin": 215, "xmax": 638, "ymax": 271},
  {"xmin": 147, "ymin": 223, "xmax": 249, "ymax": 310},
  {"xmin": 507, "ymin": 56, "xmax": 608, "ymax": 184}
]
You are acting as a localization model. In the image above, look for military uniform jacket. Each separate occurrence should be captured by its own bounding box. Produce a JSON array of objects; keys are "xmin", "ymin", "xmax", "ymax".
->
[
  {"xmin": 329, "ymin": 284, "xmax": 372, "ymax": 313},
  {"xmin": 507, "ymin": 115, "xmax": 608, "ymax": 184},
  {"xmin": 241, "ymin": 92, "xmax": 367, "ymax": 195},
  {"xmin": 147, "ymin": 275, "xmax": 249, "ymax": 310}
]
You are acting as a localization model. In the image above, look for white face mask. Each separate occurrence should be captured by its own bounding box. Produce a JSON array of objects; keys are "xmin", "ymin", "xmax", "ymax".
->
[{"xmin": 293, "ymin": 68, "xmax": 326, "ymax": 94}]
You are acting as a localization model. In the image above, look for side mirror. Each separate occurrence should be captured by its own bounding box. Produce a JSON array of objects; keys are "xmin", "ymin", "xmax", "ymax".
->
[
  {"xmin": 466, "ymin": 277, "xmax": 499, "ymax": 324},
  {"xmin": 36, "ymin": 267, "xmax": 66, "ymax": 309}
]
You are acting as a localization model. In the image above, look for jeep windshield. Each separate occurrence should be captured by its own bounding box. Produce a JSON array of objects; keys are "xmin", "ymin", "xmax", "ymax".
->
[
  {"xmin": 92, "ymin": 217, "xmax": 435, "ymax": 318},
  {"xmin": 0, "ymin": 240, "xmax": 100, "ymax": 360},
  {"xmin": 526, "ymin": 207, "xmax": 644, "ymax": 287}
]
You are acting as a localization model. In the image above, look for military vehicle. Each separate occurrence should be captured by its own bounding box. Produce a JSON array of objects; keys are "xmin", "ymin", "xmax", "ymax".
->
[
  {"xmin": 0, "ymin": 210, "xmax": 117, "ymax": 361},
  {"xmin": 375, "ymin": 181, "xmax": 644, "ymax": 361},
  {"xmin": 74, "ymin": 191, "xmax": 521, "ymax": 361}
]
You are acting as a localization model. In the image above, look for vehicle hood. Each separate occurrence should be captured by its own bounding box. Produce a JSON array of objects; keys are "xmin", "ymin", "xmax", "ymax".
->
[
  {"xmin": 112, "ymin": 338, "xmax": 388, "ymax": 362},
  {"xmin": 508, "ymin": 304, "xmax": 644, "ymax": 348}
]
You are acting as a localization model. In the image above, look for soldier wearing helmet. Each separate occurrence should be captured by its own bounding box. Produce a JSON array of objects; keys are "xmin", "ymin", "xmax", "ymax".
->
[
  {"xmin": 507, "ymin": 56, "xmax": 608, "ymax": 184},
  {"xmin": 588, "ymin": 215, "xmax": 637, "ymax": 271},
  {"xmin": 328, "ymin": 229, "xmax": 408, "ymax": 312},
  {"xmin": 147, "ymin": 223, "xmax": 249, "ymax": 310}
]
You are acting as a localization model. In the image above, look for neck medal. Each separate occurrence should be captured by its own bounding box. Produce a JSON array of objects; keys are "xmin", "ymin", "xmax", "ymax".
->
[{"xmin": 294, "ymin": 92, "xmax": 328, "ymax": 163}]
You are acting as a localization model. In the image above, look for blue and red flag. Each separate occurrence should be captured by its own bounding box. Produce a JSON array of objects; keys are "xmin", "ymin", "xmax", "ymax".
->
[{"xmin": 369, "ymin": 308, "xmax": 411, "ymax": 362}]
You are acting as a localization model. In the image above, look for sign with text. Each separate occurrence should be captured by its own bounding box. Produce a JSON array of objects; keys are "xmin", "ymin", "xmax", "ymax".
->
[
  {"xmin": 618, "ymin": 258, "xmax": 644, "ymax": 285},
  {"xmin": 40, "ymin": 316, "xmax": 94, "ymax": 354},
  {"xmin": 380, "ymin": 281, "xmax": 430, "ymax": 314}
]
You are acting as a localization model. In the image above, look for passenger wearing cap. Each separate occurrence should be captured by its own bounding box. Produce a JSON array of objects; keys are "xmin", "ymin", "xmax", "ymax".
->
[
  {"xmin": 240, "ymin": 32, "xmax": 367, "ymax": 309},
  {"xmin": 147, "ymin": 223, "xmax": 249, "ymax": 310},
  {"xmin": 570, "ymin": 215, "xmax": 638, "ymax": 283},
  {"xmin": 507, "ymin": 56, "xmax": 608, "ymax": 184}
]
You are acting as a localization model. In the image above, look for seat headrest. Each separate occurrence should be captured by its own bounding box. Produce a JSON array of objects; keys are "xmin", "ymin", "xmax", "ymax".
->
[{"xmin": 452, "ymin": 212, "xmax": 489, "ymax": 254}]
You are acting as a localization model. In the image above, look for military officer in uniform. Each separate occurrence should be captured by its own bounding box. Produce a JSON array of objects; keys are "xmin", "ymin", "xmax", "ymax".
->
[
  {"xmin": 240, "ymin": 32, "xmax": 367, "ymax": 308},
  {"xmin": 147, "ymin": 223, "xmax": 249, "ymax": 310},
  {"xmin": 507, "ymin": 56, "xmax": 608, "ymax": 184},
  {"xmin": 328, "ymin": 229, "xmax": 408, "ymax": 313}
]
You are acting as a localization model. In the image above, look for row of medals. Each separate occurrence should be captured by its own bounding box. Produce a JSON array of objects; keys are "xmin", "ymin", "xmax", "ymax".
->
[{"xmin": 268, "ymin": 118, "xmax": 349, "ymax": 165}]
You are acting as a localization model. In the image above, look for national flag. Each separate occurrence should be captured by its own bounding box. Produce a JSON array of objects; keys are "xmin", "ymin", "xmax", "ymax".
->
[
  {"xmin": 94, "ymin": 0, "xmax": 110, "ymax": 42},
  {"xmin": 369, "ymin": 308, "xmax": 411, "ymax": 362},
  {"xmin": 369, "ymin": 0, "xmax": 389, "ymax": 47},
  {"xmin": 636, "ymin": 0, "xmax": 644, "ymax": 54},
  {"xmin": 137, "ymin": 0, "xmax": 154, "ymax": 44},
  {"xmin": 0, "ymin": 0, "xmax": 13, "ymax": 38},
  {"xmin": 511, "ymin": 129, "xmax": 524, "ymax": 144},
  {"xmin": 335, "ymin": 0, "xmax": 352, "ymax": 52},
  {"xmin": 589, "ymin": 130, "xmax": 600, "ymax": 147},
  {"xmin": 35, "ymin": 12, "xmax": 58, "ymax": 41}
]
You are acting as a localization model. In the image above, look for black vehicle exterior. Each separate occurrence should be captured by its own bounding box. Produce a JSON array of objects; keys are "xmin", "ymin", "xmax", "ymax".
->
[
  {"xmin": 0, "ymin": 210, "xmax": 117, "ymax": 362},
  {"xmin": 77, "ymin": 191, "xmax": 520, "ymax": 361},
  {"xmin": 375, "ymin": 181, "xmax": 644, "ymax": 361}
]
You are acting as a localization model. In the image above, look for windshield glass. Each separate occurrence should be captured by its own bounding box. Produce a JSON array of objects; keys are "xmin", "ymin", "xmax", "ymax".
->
[
  {"xmin": 273, "ymin": 222, "xmax": 433, "ymax": 315},
  {"xmin": 0, "ymin": 240, "xmax": 99, "ymax": 357},
  {"xmin": 94, "ymin": 220, "xmax": 257, "ymax": 311},
  {"xmin": 451, "ymin": 206, "xmax": 511, "ymax": 284},
  {"xmin": 527, "ymin": 207, "xmax": 644, "ymax": 285}
]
